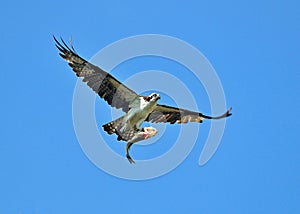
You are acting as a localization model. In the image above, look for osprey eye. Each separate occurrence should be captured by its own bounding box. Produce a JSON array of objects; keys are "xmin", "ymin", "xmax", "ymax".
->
[{"xmin": 143, "ymin": 96, "xmax": 151, "ymax": 102}]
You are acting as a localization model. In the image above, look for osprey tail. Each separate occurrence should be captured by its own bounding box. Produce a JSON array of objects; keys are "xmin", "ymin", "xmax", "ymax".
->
[
  {"xmin": 102, "ymin": 116, "xmax": 124, "ymax": 140},
  {"xmin": 102, "ymin": 116, "xmax": 138, "ymax": 142},
  {"xmin": 102, "ymin": 117, "xmax": 125, "ymax": 135}
]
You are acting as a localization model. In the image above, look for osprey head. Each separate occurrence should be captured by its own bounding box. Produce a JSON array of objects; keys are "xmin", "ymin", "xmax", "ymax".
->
[{"xmin": 144, "ymin": 93, "xmax": 160, "ymax": 102}]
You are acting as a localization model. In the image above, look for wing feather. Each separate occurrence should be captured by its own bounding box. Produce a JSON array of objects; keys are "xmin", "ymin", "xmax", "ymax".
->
[
  {"xmin": 54, "ymin": 36, "xmax": 138, "ymax": 112},
  {"xmin": 146, "ymin": 104, "xmax": 232, "ymax": 124}
]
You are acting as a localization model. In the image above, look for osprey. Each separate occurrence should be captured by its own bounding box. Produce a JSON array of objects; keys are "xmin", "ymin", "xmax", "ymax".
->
[{"xmin": 54, "ymin": 37, "xmax": 232, "ymax": 163}]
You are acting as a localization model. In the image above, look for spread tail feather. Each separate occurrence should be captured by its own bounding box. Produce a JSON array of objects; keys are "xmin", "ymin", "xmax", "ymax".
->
[{"xmin": 102, "ymin": 116, "xmax": 125, "ymax": 138}]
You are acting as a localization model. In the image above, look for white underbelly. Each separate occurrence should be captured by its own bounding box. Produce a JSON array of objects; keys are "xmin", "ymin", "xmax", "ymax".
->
[
  {"xmin": 127, "ymin": 109, "xmax": 149, "ymax": 128},
  {"xmin": 126, "ymin": 105, "xmax": 156, "ymax": 129},
  {"xmin": 121, "ymin": 96, "xmax": 158, "ymax": 133}
]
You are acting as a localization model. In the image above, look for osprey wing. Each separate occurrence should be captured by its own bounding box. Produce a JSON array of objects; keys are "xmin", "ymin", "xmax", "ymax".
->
[
  {"xmin": 146, "ymin": 104, "xmax": 232, "ymax": 124},
  {"xmin": 54, "ymin": 36, "xmax": 138, "ymax": 112}
]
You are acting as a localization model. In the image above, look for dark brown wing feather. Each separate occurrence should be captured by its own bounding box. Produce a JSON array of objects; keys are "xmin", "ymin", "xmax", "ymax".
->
[
  {"xmin": 146, "ymin": 104, "xmax": 232, "ymax": 124},
  {"xmin": 54, "ymin": 36, "xmax": 138, "ymax": 112}
]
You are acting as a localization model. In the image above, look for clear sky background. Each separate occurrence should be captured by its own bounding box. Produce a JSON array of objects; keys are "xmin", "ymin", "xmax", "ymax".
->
[{"xmin": 0, "ymin": 0, "xmax": 299, "ymax": 213}]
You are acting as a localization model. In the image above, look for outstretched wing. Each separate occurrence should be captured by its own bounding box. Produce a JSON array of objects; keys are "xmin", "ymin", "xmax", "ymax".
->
[
  {"xmin": 146, "ymin": 104, "xmax": 232, "ymax": 124},
  {"xmin": 54, "ymin": 36, "xmax": 138, "ymax": 112}
]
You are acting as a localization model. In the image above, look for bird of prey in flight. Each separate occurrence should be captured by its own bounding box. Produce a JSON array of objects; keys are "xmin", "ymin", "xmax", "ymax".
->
[{"xmin": 54, "ymin": 36, "xmax": 232, "ymax": 163}]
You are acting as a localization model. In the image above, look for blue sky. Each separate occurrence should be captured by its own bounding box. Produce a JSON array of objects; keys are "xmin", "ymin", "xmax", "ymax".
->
[{"xmin": 1, "ymin": 0, "xmax": 299, "ymax": 213}]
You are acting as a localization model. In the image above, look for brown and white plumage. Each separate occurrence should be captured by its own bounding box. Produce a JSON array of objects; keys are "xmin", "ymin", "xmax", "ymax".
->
[
  {"xmin": 54, "ymin": 36, "xmax": 232, "ymax": 163},
  {"xmin": 147, "ymin": 105, "xmax": 232, "ymax": 124}
]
